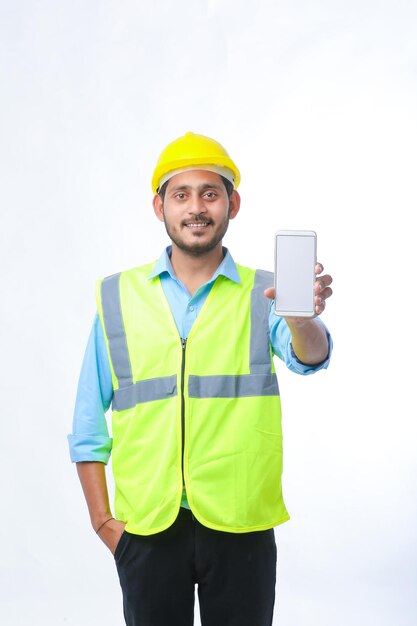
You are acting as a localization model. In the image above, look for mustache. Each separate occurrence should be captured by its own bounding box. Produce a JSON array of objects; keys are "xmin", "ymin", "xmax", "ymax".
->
[{"xmin": 182, "ymin": 214, "xmax": 213, "ymax": 225}]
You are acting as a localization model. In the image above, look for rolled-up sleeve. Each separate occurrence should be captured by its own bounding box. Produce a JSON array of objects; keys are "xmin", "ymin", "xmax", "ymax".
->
[
  {"xmin": 68, "ymin": 314, "xmax": 114, "ymax": 463},
  {"xmin": 269, "ymin": 304, "xmax": 332, "ymax": 375}
]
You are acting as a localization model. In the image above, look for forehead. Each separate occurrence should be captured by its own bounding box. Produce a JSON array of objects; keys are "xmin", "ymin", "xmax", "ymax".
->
[{"xmin": 166, "ymin": 169, "xmax": 224, "ymax": 190}]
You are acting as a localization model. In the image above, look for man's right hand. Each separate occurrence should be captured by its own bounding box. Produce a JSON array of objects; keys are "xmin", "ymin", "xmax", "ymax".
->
[
  {"xmin": 97, "ymin": 518, "xmax": 127, "ymax": 555},
  {"xmin": 76, "ymin": 462, "xmax": 127, "ymax": 556}
]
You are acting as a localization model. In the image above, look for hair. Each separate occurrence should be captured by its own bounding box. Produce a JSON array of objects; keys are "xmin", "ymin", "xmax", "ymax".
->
[{"xmin": 158, "ymin": 175, "xmax": 234, "ymax": 203}]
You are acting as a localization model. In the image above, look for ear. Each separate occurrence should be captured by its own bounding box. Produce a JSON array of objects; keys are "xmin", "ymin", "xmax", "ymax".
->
[
  {"xmin": 228, "ymin": 190, "xmax": 241, "ymax": 220},
  {"xmin": 153, "ymin": 194, "xmax": 165, "ymax": 222}
]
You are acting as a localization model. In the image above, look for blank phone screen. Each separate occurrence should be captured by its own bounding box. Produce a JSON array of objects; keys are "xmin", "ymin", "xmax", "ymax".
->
[{"xmin": 275, "ymin": 232, "xmax": 316, "ymax": 314}]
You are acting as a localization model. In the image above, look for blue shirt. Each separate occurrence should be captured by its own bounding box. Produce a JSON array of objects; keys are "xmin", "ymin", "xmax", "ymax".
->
[{"xmin": 68, "ymin": 247, "xmax": 332, "ymax": 464}]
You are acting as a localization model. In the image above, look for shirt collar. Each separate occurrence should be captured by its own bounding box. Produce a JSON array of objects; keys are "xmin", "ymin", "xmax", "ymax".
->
[{"xmin": 148, "ymin": 246, "xmax": 241, "ymax": 285}]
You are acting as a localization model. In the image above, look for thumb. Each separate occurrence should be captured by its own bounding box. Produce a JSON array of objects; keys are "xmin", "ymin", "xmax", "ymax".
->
[{"xmin": 264, "ymin": 287, "xmax": 275, "ymax": 300}]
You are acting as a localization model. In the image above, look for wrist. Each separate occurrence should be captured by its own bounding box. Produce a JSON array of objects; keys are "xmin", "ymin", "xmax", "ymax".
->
[
  {"xmin": 285, "ymin": 316, "xmax": 315, "ymax": 330},
  {"xmin": 95, "ymin": 517, "xmax": 114, "ymax": 534},
  {"xmin": 91, "ymin": 510, "xmax": 113, "ymax": 532}
]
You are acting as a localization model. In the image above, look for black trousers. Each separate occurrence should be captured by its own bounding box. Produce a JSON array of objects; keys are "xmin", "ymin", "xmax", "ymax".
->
[{"xmin": 114, "ymin": 508, "xmax": 277, "ymax": 626}]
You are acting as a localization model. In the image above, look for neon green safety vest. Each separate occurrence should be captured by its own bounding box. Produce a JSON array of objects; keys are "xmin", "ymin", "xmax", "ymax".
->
[{"xmin": 96, "ymin": 262, "xmax": 290, "ymax": 535}]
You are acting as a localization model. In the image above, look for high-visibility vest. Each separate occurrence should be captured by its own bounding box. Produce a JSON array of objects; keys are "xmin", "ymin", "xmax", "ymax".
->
[{"xmin": 96, "ymin": 262, "xmax": 290, "ymax": 535}]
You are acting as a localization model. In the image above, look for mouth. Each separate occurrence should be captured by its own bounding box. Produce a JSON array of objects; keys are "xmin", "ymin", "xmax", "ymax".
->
[
  {"xmin": 183, "ymin": 219, "xmax": 212, "ymax": 229},
  {"xmin": 185, "ymin": 223, "xmax": 209, "ymax": 229}
]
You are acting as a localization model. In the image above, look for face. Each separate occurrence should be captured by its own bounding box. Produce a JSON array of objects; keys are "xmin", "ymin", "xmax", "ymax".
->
[{"xmin": 153, "ymin": 170, "xmax": 240, "ymax": 257}]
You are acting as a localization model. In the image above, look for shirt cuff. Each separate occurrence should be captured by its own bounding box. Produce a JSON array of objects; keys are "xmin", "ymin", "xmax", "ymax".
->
[
  {"xmin": 288, "ymin": 329, "xmax": 333, "ymax": 375},
  {"xmin": 68, "ymin": 434, "xmax": 112, "ymax": 464}
]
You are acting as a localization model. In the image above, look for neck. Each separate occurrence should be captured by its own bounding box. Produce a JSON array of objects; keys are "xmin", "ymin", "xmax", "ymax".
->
[{"xmin": 170, "ymin": 243, "xmax": 224, "ymax": 295}]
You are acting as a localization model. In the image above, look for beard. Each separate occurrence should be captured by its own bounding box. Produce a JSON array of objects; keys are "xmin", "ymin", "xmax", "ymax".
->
[{"xmin": 162, "ymin": 211, "xmax": 231, "ymax": 257}]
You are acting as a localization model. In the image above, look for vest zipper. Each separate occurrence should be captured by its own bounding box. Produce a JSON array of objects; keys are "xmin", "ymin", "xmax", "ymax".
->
[{"xmin": 180, "ymin": 338, "xmax": 187, "ymax": 485}]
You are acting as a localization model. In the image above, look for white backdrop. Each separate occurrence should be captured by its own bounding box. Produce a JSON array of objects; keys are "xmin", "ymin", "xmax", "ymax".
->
[{"xmin": 1, "ymin": 1, "xmax": 416, "ymax": 624}]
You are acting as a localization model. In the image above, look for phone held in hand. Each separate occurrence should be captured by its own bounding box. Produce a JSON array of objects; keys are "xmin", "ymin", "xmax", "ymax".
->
[{"xmin": 274, "ymin": 230, "xmax": 317, "ymax": 317}]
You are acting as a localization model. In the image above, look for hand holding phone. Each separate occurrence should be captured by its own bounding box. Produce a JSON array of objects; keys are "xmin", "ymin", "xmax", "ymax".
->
[{"xmin": 274, "ymin": 230, "xmax": 317, "ymax": 317}]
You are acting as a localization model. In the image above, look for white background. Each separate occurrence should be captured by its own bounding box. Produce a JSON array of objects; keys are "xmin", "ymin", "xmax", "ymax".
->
[{"xmin": 1, "ymin": 1, "xmax": 416, "ymax": 624}]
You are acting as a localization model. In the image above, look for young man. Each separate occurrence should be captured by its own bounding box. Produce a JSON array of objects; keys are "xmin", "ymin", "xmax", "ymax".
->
[{"xmin": 69, "ymin": 132, "xmax": 333, "ymax": 626}]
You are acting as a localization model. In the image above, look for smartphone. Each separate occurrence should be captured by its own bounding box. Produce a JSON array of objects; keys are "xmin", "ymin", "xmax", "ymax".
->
[{"xmin": 274, "ymin": 230, "xmax": 317, "ymax": 317}]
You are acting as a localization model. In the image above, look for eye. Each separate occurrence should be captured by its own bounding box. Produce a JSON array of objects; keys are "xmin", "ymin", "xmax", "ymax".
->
[
  {"xmin": 203, "ymin": 191, "xmax": 217, "ymax": 199},
  {"xmin": 175, "ymin": 193, "xmax": 186, "ymax": 200}
]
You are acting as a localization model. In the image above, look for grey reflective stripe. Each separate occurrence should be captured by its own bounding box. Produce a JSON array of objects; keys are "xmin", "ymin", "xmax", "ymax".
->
[
  {"xmin": 189, "ymin": 269, "xmax": 279, "ymax": 398},
  {"xmin": 250, "ymin": 270, "xmax": 274, "ymax": 375},
  {"xmin": 101, "ymin": 273, "xmax": 133, "ymax": 388},
  {"xmin": 188, "ymin": 374, "xmax": 279, "ymax": 398},
  {"xmin": 101, "ymin": 274, "xmax": 177, "ymax": 409},
  {"xmin": 113, "ymin": 376, "xmax": 177, "ymax": 411}
]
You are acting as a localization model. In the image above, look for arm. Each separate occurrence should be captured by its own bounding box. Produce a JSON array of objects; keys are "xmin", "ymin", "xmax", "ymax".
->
[
  {"xmin": 68, "ymin": 315, "xmax": 124, "ymax": 553},
  {"xmin": 266, "ymin": 263, "xmax": 333, "ymax": 366},
  {"xmin": 76, "ymin": 461, "xmax": 125, "ymax": 554}
]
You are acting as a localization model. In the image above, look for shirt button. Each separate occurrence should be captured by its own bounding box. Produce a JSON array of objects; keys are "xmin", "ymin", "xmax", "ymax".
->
[{"xmin": 189, "ymin": 305, "xmax": 195, "ymax": 312}]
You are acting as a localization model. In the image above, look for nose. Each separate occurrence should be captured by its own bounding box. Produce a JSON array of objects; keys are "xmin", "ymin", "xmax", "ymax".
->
[{"xmin": 188, "ymin": 192, "xmax": 207, "ymax": 215}]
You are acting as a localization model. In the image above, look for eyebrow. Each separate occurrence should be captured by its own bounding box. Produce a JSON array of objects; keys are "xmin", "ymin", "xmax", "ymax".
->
[{"xmin": 169, "ymin": 183, "xmax": 224, "ymax": 192}]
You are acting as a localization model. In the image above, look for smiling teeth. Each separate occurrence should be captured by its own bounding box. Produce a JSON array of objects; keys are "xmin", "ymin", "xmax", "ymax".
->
[{"xmin": 186, "ymin": 223, "xmax": 208, "ymax": 228}]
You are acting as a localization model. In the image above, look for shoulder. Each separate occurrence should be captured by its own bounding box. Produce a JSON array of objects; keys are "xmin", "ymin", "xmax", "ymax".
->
[
  {"xmin": 95, "ymin": 262, "xmax": 157, "ymax": 304},
  {"xmin": 235, "ymin": 263, "xmax": 273, "ymax": 289},
  {"xmin": 98, "ymin": 261, "xmax": 157, "ymax": 284}
]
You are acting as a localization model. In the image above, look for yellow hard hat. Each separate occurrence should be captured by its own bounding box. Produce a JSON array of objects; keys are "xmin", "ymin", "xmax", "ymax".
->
[{"xmin": 151, "ymin": 132, "xmax": 241, "ymax": 194}]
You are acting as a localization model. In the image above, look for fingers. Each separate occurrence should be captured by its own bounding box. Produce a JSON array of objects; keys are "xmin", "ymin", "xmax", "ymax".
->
[
  {"xmin": 314, "ymin": 295, "xmax": 326, "ymax": 315},
  {"xmin": 315, "ymin": 277, "xmax": 333, "ymax": 293},
  {"xmin": 314, "ymin": 264, "xmax": 333, "ymax": 315},
  {"xmin": 315, "ymin": 260, "xmax": 333, "ymax": 288},
  {"xmin": 314, "ymin": 283, "xmax": 333, "ymax": 315}
]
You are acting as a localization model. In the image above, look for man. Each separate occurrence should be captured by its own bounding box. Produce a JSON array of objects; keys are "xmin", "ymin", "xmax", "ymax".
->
[{"xmin": 69, "ymin": 132, "xmax": 333, "ymax": 626}]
